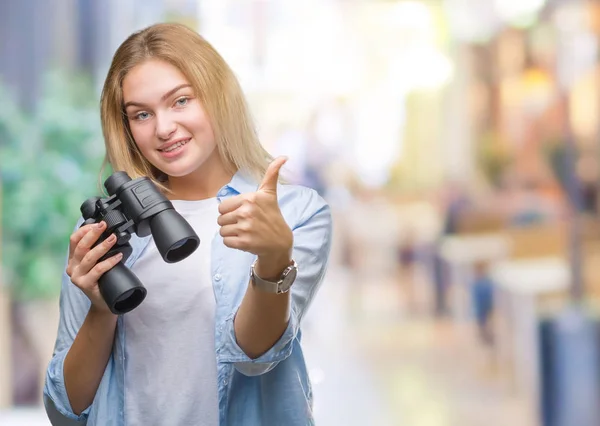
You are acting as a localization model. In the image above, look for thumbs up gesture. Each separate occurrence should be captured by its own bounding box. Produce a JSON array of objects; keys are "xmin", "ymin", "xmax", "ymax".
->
[{"xmin": 217, "ymin": 157, "xmax": 293, "ymax": 272}]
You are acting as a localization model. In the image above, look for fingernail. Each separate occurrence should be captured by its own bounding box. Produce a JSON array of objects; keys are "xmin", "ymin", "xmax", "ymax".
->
[
  {"xmin": 115, "ymin": 253, "xmax": 124, "ymax": 261},
  {"xmin": 96, "ymin": 222, "xmax": 104, "ymax": 229},
  {"xmin": 107, "ymin": 234, "xmax": 117, "ymax": 243}
]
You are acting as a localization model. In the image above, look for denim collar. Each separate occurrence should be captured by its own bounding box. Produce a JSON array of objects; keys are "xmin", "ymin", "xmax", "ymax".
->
[{"xmin": 221, "ymin": 170, "xmax": 259, "ymax": 196}]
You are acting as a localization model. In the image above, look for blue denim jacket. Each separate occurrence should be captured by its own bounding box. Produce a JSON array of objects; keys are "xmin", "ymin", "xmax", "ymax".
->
[{"xmin": 43, "ymin": 171, "xmax": 332, "ymax": 426}]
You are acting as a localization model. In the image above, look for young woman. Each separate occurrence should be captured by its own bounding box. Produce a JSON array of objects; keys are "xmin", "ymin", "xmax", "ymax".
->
[{"xmin": 44, "ymin": 23, "xmax": 332, "ymax": 426}]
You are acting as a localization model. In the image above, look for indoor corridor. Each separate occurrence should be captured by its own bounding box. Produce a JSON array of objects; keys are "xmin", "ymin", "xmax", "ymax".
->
[{"xmin": 305, "ymin": 264, "xmax": 533, "ymax": 426}]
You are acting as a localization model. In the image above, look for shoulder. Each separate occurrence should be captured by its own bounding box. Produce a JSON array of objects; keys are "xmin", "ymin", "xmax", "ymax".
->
[
  {"xmin": 278, "ymin": 183, "xmax": 328, "ymax": 209},
  {"xmin": 277, "ymin": 183, "xmax": 331, "ymax": 227}
]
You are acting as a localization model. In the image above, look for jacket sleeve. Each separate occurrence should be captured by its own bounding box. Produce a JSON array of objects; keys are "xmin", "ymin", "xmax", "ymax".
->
[
  {"xmin": 221, "ymin": 188, "xmax": 333, "ymax": 376},
  {"xmin": 43, "ymin": 217, "xmax": 93, "ymax": 424}
]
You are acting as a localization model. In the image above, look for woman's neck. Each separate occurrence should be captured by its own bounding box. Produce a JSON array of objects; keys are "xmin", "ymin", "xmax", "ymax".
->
[{"xmin": 166, "ymin": 157, "xmax": 235, "ymax": 201}]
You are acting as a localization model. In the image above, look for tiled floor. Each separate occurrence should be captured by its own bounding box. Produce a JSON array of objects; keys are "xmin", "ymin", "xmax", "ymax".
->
[{"xmin": 304, "ymin": 266, "xmax": 533, "ymax": 426}]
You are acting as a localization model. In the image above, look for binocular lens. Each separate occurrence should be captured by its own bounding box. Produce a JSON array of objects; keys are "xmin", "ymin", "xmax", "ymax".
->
[
  {"xmin": 165, "ymin": 238, "xmax": 198, "ymax": 263},
  {"xmin": 113, "ymin": 288, "xmax": 147, "ymax": 314},
  {"xmin": 150, "ymin": 210, "xmax": 200, "ymax": 263},
  {"xmin": 99, "ymin": 262, "xmax": 147, "ymax": 315}
]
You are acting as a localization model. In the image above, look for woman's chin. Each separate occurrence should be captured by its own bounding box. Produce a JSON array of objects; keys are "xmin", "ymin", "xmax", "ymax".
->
[
  {"xmin": 159, "ymin": 163, "xmax": 203, "ymax": 180},
  {"xmin": 151, "ymin": 149, "xmax": 216, "ymax": 180}
]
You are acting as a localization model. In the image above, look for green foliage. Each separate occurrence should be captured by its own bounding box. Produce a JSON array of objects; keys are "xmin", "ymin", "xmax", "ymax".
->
[
  {"xmin": 477, "ymin": 130, "xmax": 513, "ymax": 188},
  {"xmin": 0, "ymin": 70, "xmax": 110, "ymax": 300}
]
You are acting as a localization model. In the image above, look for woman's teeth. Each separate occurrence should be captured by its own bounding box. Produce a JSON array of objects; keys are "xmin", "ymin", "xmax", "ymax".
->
[{"xmin": 161, "ymin": 140, "xmax": 188, "ymax": 152}]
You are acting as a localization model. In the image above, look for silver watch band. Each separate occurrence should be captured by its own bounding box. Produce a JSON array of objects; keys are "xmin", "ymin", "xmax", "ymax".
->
[{"xmin": 250, "ymin": 259, "xmax": 298, "ymax": 294}]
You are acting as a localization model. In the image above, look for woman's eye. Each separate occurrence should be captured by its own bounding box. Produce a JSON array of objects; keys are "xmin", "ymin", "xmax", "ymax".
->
[
  {"xmin": 175, "ymin": 97, "xmax": 189, "ymax": 107},
  {"xmin": 135, "ymin": 112, "xmax": 151, "ymax": 121}
]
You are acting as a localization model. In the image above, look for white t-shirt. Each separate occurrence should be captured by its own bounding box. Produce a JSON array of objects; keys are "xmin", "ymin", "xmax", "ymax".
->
[{"xmin": 124, "ymin": 197, "xmax": 220, "ymax": 426}]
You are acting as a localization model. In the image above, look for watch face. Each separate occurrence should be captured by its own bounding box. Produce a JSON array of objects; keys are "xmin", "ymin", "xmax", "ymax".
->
[{"xmin": 278, "ymin": 266, "xmax": 298, "ymax": 293}]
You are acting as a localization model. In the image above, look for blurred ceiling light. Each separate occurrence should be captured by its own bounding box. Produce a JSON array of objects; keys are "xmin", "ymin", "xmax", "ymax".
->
[
  {"xmin": 443, "ymin": 0, "xmax": 502, "ymax": 43},
  {"xmin": 352, "ymin": 1, "xmax": 453, "ymax": 187},
  {"xmin": 387, "ymin": 1, "xmax": 433, "ymax": 32},
  {"xmin": 552, "ymin": 1, "xmax": 590, "ymax": 33},
  {"xmin": 375, "ymin": 2, "xmax": 454, "ymax": 92},
  {"xmin": 353, "ymin": 87, "xmax": 405, "ymax": 188},
  {"xmin": 551, "ymin": 3, "xmax": 598, "ymax": 90},
  {"xmin": 494, "ymin": 0, "xmax": 547, "ymax": 26},
  {"xmin": 391, "ymin": 47, "xmax": 454, "ymax": 93}
]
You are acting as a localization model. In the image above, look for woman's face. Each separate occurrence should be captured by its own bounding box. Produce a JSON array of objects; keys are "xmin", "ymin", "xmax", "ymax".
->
[{"xmin": 122, "ymin": 59, "xmax": 218, "ymax": 179}]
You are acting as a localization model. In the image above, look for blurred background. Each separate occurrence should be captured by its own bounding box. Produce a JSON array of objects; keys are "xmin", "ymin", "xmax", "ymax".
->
[{"xmin": 3, "ymin": 0, "xmax": 600, "ymax": 425}]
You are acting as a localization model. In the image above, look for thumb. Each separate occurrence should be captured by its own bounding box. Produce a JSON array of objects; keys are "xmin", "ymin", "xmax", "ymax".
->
[{"xmin": 259, "ymin": 156, "xmax": 287, "ymax": 193}]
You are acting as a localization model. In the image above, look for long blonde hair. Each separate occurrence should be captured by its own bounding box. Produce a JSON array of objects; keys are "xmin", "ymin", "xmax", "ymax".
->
[{"xmin": 99, "ymin": 23, "xmax": 272, "ymax": 192}]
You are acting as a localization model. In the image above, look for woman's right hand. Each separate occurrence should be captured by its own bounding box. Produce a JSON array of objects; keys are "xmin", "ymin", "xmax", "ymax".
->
[{"xmin": 66, "ymin": 221, "xmax": 123, "ymax": 314}]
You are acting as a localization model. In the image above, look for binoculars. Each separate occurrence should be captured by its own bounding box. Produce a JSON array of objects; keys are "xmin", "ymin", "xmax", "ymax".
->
[{"xmin": 80, "ymin": 171, "xmax": 200, "ymax": 314}]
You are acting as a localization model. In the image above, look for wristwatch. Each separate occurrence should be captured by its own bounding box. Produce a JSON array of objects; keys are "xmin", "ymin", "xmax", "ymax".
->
[{"xmin": 250, "ymin": 259, "xmax": 298, "ymax": 294}]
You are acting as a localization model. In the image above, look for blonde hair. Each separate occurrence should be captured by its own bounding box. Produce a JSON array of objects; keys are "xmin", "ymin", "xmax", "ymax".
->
[{"xmin": 99, "ymin": 23, "xmax": 272, "ymax": 193}]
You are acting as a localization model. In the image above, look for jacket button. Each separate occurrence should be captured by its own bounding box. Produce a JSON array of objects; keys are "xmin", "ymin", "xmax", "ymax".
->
[{"xmin": 214, "ymin": 274, "xmax": 222, "ymax": 282}]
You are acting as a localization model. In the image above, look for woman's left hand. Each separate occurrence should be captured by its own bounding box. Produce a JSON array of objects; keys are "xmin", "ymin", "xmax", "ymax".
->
[{"xmin": 217, "ymin": 157, "xmax": 293, "ymax": 275}]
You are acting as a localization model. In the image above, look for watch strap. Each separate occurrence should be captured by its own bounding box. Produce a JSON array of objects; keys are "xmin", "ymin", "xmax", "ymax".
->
[{"xmin": 250, "ymin": 259, "xmax": 298, "ymax": 294}]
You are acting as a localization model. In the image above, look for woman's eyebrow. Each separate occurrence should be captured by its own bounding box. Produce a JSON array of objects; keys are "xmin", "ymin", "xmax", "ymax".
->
[{"xmin": 123, "ymin": 83, "xmax": 192, "ymax": 109}]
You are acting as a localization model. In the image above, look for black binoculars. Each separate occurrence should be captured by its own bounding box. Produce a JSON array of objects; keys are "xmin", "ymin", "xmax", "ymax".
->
[{"xmin": 80, "ymin": 171, "xmax": 200, "ymax": 314}]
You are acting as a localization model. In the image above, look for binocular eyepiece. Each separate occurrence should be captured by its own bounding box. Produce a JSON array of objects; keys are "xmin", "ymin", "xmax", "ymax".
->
[{"xmin": 80, "ymin": 171, "xmax": 200, "ymax": 315}]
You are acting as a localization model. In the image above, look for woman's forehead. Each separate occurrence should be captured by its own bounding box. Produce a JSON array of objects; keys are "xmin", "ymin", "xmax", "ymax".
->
[{"xmin": 122, "ymin": 59, "xmax": 191, "ymax": 102}]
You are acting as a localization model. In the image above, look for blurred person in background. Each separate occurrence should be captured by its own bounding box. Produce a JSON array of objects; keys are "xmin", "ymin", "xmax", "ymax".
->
[
  {"xmin": 396, "ymin": 228, "xmax": 419, "ymax": 314},
  {"xmin": 43, "ymin": 23, "xmax": 332, "ymax": 426},
  {"xmin": 430, "ymin": 182, "xmax": 472, "ymax": 317},
  {"xmin": 470, "ymin": 261, "xmax": 495, "ymax": 346}
]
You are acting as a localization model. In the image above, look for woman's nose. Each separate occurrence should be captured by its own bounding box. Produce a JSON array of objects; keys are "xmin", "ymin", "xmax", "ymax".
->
[{"xmin": 155, "ymin": 112, "xmax": 177, "ymax": 140}]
